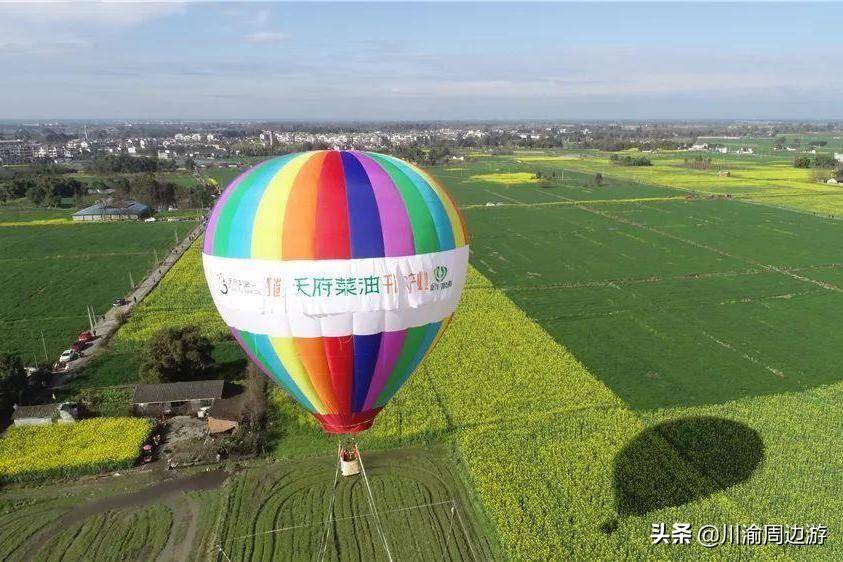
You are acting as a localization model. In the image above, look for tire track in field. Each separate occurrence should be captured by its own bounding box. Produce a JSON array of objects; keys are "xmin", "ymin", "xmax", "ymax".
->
[
  {"xmin": 460, "ymin": 194, "xmax": 687, "ymax": 209},
  {"xmin": 570, "ymin": 200, "xmax": 843, "ymax": 294}
]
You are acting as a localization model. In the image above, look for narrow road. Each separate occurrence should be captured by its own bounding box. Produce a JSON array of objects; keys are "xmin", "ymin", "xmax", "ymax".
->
[{"xmin": 52, "ymin": 220, "xmax": 205, "ymax": 387}]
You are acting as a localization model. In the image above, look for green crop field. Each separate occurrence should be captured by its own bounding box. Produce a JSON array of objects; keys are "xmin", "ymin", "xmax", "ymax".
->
[
  {"xmin": 0, "ymin": 216, "xmax": 196, "ymax": 362},
  {"xmin": 215, "ymin": 448, "xmax": 496, "ymax": 562}
]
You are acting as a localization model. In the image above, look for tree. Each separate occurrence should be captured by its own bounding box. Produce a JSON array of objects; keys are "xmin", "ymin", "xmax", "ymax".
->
[
  {"xmin": 0, "ymin": 353, "xmax": 26, "ymax": 415},
  {"xmin": 793, "ymin": 156, "xmax": 811, "ymax": 169},
  {"xmin": 140, "ymin": 326, "xmax": 214, "ymax": 383},
  {"xmin": 813, "ymin": 153, "xmax": 838, "ymax": 169}
]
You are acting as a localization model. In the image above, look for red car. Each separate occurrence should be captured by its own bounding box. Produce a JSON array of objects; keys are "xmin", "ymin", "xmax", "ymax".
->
[
  {"xmin": 77, "ymin": 331, "xmax": 93, "ymax": 343},
  {"xmin": 71, "ymin": 341, "xmax": 86, "ymax": 353}
]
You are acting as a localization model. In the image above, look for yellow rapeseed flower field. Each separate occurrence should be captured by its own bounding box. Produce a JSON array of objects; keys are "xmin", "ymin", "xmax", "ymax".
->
[{"xmin": 0, "ymin": 417, "xmax": 152, "ymax": 482}]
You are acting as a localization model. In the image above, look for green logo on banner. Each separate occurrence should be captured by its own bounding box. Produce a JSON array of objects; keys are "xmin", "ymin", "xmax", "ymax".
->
[{"xmin": 434, "ymin": 265, "xmax": 448, "ymax": 283}]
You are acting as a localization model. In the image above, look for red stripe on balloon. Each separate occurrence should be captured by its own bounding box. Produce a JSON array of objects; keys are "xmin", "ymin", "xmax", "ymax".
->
[
  {"xmin": 324, "ymin": 336, "xmax": 354, "ymax": 414},
  {"xmin": 283, "ymin": 151, "xmax": 326, "ymax": 260},
  {"xmin": 314, "ymin": 151, "xmax": 351, "ymax": 259}
]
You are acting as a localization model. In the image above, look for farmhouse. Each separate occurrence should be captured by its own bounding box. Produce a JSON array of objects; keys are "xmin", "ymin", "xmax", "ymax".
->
[
  {"xmin": 132, "ymin": 379, "xmax": 225, "ymax": 417},
  {"xmin": 12, "ymin": 403, "xmax": 79, "ymax": 426},
  {"xmin": 72, "ymin": 199, "xmax": 152, "ymax": 221},
  {"xmin": 206, "ymin": 392, "xmax": 246, "ymax": 434}
]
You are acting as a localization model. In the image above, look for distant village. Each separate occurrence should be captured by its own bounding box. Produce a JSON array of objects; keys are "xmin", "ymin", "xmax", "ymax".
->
[{"xmin": 2, "ymin": 120, "xmax": 843, "ymax": 166}]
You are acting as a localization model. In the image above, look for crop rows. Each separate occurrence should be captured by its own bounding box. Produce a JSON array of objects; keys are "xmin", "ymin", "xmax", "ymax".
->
[
  {"xmin": 35, "ymin": 504, "xmax": 173, "ymax": 562},
  {"xmin": 214, "ymin": 449, "xmax": 496, "ymax": 562}
]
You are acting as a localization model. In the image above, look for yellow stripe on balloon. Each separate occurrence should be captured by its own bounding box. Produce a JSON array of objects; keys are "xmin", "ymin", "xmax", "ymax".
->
[
  {"xmin": 268, "ymin": 336, "xmax": 327, "ymax": 414},
  {"xmin": 412, "ymin": 165, "xmax": 468, "ymax": 247},
  {"xmin": 251, "ymin": 152, "xmax": 313, "ymax": 259}
]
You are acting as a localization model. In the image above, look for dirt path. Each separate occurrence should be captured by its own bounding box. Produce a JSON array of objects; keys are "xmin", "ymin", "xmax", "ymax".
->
[
  {"xmin": 52, "ymin": 221, "xmax": 205, "ymax": 387},
  {"xmin": 158, "ymin": 495, "xmax": 201, "ymax": 562},
  {"xmin": 22, "ymin": 469, "xmax": 228, "ymax": 561}
]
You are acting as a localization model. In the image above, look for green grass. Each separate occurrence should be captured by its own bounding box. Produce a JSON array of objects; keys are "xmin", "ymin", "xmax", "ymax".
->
[
  {"xmin": 206, "ymin": 167, "xmax": 244, "ymax": 189},
  {"xmin": 0, "ymin": 220, "xmax": 196, "ymax": 362}
]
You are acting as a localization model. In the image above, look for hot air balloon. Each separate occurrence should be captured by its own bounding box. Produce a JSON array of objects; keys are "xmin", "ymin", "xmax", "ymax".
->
[{"xmin": 202, "ymin": 150, "xmax": 469, "ymax": 436}]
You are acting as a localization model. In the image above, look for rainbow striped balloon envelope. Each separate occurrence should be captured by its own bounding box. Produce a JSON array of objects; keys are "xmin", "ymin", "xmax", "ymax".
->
[{"xmin": 202, "ymin": 150, "xmax": 469, "ymax": 434}]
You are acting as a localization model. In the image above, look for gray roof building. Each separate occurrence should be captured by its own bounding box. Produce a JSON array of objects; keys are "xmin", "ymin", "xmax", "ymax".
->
[
  {"xmin": 13, "ymin": 403, "xmax": 78, "ymax": 426},
  {"xmin": 132, "ymin": 380, "xmax": 225, "ymax": 405},
  {"xmin": 72, "ymin": 199, "xmax": 151, "ymax": 221}
]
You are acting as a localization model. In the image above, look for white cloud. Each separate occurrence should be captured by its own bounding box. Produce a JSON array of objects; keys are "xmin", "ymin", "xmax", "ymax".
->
[
  {"xmin": 1, "ymin": 1, "xmax": 186, "ymax": 26},
  {"xmin": 243, "ymin": 30, "xmax": 289, "ymax": 44}
]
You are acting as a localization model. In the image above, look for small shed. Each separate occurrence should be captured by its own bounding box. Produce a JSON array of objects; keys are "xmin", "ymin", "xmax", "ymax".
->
[
  {"xmin": 206, "ymin": 392, "xmax": 246, "ymax": 435},
  {"xmin": 13, "ymin": 403, "xmax": 78, "ymax": 426},
  {"xmin": 72, "ymin": 199, "xmax": 152, "ymax": 221},
  {"xmin": 132, "ymin": 380, "xmax": 225, "ymax": 417}
]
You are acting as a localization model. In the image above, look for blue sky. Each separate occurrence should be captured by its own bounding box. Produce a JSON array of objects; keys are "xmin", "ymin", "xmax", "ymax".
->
[{"xmin": 1, "ymin": 2, "xmax": 841, "ymax": 120}]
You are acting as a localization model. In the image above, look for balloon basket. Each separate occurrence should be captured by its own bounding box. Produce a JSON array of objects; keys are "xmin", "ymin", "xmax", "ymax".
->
[{"xmin": 339, "ymin": 439, "xmax": 362, "ymax": 477}]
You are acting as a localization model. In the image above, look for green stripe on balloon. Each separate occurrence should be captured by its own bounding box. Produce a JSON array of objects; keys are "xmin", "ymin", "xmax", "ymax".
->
[
  {"xmin": 367, "ymin": 153, "xmax": 440, "ymax": 255},
  {"xmin": 212, "ymin": 158, "xmax": 276, "ymax": 256},
  {"xmin": 374, "ymin": 324, "xmax": 430, "ymax": 407}
]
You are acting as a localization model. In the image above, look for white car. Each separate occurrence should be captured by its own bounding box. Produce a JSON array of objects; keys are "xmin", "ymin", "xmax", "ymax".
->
[{"xmin": 59, "ymin": 349, "xmax": 78, "ymax": 363}]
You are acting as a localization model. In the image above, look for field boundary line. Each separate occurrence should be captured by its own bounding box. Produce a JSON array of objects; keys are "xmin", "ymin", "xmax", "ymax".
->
[{"xmin": 570, "ymin": 199, "xmax": 843, "ymax": 295}]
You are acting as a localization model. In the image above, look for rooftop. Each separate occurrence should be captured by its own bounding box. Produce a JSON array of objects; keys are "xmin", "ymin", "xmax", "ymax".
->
[
  {"xmin": 72, "ymin": 199, "xmax": 150, "ymax": 217},
  {"xmin": 133, "ymin": 380, "xmax": 225, "ymax": 404},
  {"xmin": 13, "ymin": 403, "xmax": 63, "ymax": 420}
]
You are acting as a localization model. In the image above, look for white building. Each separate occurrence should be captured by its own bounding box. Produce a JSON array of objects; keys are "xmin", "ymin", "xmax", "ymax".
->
[{"xmin": 12, "ymin": 403, "xmax": 78, "ymax": 426}]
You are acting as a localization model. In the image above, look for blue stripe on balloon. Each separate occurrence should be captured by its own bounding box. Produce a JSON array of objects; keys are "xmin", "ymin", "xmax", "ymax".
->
[
  {"xmin": 226, "ymin": 154, "xmax": 296, "ymax": 258},
  {"xmin": 374, "ymin": 321, "xmax": 441, "ymax": 408},
  {"xmin": 351, "ymin": 333, "xmax": 382, "ymax": 412},
  {"xmin": 252, "ymin": 333, "xmax": 316, "ymax": 413},
  {"xmin": 341, "ymin": 151, "xmax": 385, "ymax": 258}
]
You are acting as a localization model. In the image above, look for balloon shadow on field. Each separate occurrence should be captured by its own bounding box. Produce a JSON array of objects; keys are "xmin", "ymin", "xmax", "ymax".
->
[{"xmin": 602, "ymin": 416, "xmax": 764, "ymax": 533}]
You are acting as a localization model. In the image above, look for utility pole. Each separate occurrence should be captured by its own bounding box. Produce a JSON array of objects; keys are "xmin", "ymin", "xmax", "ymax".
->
[
  {"xmin": 40, "ymin": 331, "xmax": 48, "ymax": 363},
  {"xmin": 175, "ymin": 229, "xmax": 179, "ymax": 245},
  {"xmin": 153, "ymin": 248, "xmax": 159, "ymax": 266},
  {"xmin": 129, "ymin": 271, "xmax": 135, "ymax": 289}
]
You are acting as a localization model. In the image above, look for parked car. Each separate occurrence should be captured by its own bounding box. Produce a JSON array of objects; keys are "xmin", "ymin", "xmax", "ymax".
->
[
  {"xmin": 113, "ymin": 297, "xmax": 127, "ymax": 307},
  {"xmin": 59, "ymin": 349, "xmax": 78, "ymax": 363},
  {"xmin": 71, "ymin": 341, "xmax": 86, "ymax": 353},
  {"xmin": 52, "ymin": 360, "xmax": 68, "ymax": 373},
  {"xmin": 77, "ymin": 331, "xmax": 94, "ymax": 343}
]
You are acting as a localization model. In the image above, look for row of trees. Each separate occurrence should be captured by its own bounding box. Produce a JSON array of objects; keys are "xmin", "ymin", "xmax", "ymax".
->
[
  {"xmin": 794, "ymin": 154, "xmax": 839, "ymax": 169},
  {"xmin": 91, "ymin": 174, "xmax": 213, "ymax": 209},
  {"xmin": 0, "ymin": 175, "xmax": 85, "ymax": 206},
  {"xmin": 88, "ymin": 155, "xmax": 177, "ymax": 174},
  {"xmin": 609, "ymin": 154, "xmax": 652, "ymax": 167}
]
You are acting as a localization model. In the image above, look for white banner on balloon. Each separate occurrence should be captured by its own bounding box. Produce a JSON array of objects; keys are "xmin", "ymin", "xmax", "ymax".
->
[{"xmin": 202, "ymin": 246, "xmax": 469, "ymax": 338}]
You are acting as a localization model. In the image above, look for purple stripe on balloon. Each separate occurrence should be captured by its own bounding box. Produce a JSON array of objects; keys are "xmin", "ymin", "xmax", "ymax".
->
[
  {"xmin": 203, "ymin": 168, "xmax": 253, "ymax": 253},
  {"xmin": 362, "ymin": 329, "xmax": 407, "ymax": 411},
  {"xmin": 351, "ymin": 151, "xmax": 414, "ymax": 257}
]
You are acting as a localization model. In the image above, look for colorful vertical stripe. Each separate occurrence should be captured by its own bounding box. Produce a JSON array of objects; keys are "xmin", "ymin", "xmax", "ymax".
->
[
  {"xmin": 204, "ymin": 151, "xmax": 468, "ymax": 434},
  {"xmin": 204, "ymin": 150, "xmax": 467, "ymax": 261}
]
